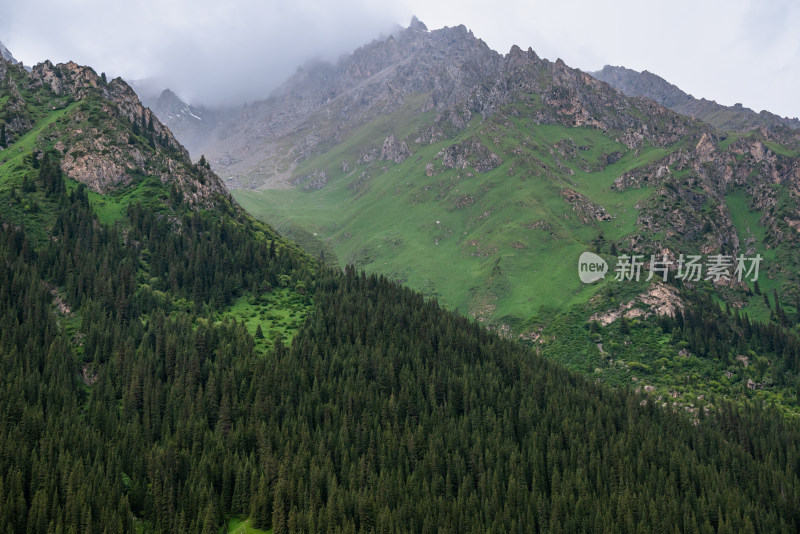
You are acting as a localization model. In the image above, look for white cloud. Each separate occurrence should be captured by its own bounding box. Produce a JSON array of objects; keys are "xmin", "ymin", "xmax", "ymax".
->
[
  {"xmin": 0, "ymin": 0, "xmax": 405, "ymax": 105},
  {"xmin": 1, "ymin": 0, "xmax": 798, "ymax": 117}
]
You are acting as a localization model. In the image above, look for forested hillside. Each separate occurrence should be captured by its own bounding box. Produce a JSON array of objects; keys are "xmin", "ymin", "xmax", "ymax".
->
[
  {"xmin": 2, "ymin": 181, "xmax": 800, "ymax": 532},
  {"xmin": 2, "ymin": 55, "xmax": 800, "ymax": 533}
]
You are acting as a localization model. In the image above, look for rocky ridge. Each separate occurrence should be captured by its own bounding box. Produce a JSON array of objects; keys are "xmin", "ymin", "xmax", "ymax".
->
[
  {"xmin": 188, "ymin": 17, "xmax": 505, "ymax": 186},
  {"xmin": 617, "ymin": 127, "xmax": 800, "ymax": 272},
  {"xmin": 0, "ymin": 58, "xmax": 228, "ymax": 206},
  {"xmin": 183, "ymin": 18, "xmax": 711, "ymax": 190},
  {"xmin": 592, "ymin": 65, "xmax": 800, "ymax": 133}
]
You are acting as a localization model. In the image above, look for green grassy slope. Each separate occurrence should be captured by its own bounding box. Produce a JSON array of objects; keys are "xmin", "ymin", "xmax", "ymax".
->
[{"xmin": 235, "ymin": 102, "xmax": 674, "ymax": 332}]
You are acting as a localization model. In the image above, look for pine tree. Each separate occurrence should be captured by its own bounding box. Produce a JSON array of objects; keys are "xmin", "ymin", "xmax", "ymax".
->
[{"xmin": 250, "ymin": 474, "xmax": 271, "ymax": 529}]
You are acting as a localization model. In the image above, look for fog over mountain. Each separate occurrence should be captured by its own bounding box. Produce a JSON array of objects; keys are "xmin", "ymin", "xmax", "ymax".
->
[
  {"xmin": 1, "ymin": 0, "xmax": 798, "ymax": 117},
  {"xmin": 0, "ymin": 0, "xmax": 405, "ymax": 106}
]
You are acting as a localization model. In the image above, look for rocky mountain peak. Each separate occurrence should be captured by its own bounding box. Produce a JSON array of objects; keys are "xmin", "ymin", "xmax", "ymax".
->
[
  {"xmin": 156, "ymin": 88, "xmax": 184, "ymax": 108},
  {"xmin": 32, "ymin": 60, "xmax": 103, "ymax": 99},
  {"xmin": 0, "ymin": 40, "xmax": 19, "ymax": 65},
  {"xmin": 148, "ymin": 87, "xmax": 216, "ymax": 160},
  {"xmin": 592, "ymin": 65, "xmax": 692, "ymax": 109},
  {"xmin": 409, "ymin": 15, "xmax": 428, "ymax": 32},
  {"xmin": 152, "ymin": 88, "xmax": 204, "ymax": 125},
  {"xmin": 184, "ymin": 17, "xmax": 506, "ymax": 183},
  {"xmin": 508, "ymin": 44, "xmax": 524, "ymax": 57},
  {"xmin": 30, "ymin": 61, "xmax": 193, "ymax": 162}
]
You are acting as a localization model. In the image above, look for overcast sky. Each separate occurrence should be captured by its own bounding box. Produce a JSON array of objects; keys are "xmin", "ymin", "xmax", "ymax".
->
[{"xmin": 1, "ymin": 0, "xmax": 798, "ymax": 118}]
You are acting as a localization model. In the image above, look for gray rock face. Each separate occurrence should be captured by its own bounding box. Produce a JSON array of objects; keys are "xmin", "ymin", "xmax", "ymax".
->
[
  {"xmin": 293, "ymin": 169, "xmax": 328, "ymax": 191},
  {"xmin": 189, "ymin": 18, "xmax": 505, "ymax": 187},
  {"xmin": 152, "ymin": 89, "xmax": 204, "ymax": 126},
  {"xmin": 380, "ymin": 135, "xmax": 411, "ymax": 163},
  {"xmin": 438, "ymin": 137, "xmax": 501, "ymax": 173},
  {"xmin": 591, "ymin": 65, "xmax": 691, "ymax": 109},
  {"xmin": 148, "ymin": 89, "xmax": 218, "ymax": 158},
  {"xmin": 561, "ymin": 188, "xmax": 611, "ymax": 224},
  {"xmin": 592, "ymin": 65, "xmax": 800, "ymax": 132}
]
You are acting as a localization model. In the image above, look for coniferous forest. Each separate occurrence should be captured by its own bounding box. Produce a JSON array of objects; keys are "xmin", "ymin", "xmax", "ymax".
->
[
  {"xmin": 2, "ymin": 55, "xmax": 800, "ymax": 534},
  {"xmin": 1, "ymin": 150, "xmax": 800, "ymax": 533}
]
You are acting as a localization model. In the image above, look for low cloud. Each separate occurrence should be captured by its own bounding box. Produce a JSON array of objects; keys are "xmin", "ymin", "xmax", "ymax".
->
[
  {"xmin": 2, "ymin": 1, "xmax": 798, "ymax": 118},
  {"xmin": 1, "ymin": 0, "xmax": 407, "ymax": 106}
]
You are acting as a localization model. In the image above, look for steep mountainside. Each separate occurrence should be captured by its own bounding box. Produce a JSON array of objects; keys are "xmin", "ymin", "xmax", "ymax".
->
[
  {"xmin": 226, "ymin": 20, "xmax": 800, "ymax": 412},
  {"xmin": 0, "ymin": 59, "xmax": 227, "ymax": 205},
  {"xmin": 190, "ymin": 17, "xmax": 509, "ymax": 187},
  {"xmin": 230, "ymin": 20, "xmax": 800, "ymax": 327},
  {"xmin": 592, "ymin": 64, "xmax": 800, "ymax": 133},
  {"xmin": 3, "ymin": 54, "xmax": 800, "ymax": 533}
]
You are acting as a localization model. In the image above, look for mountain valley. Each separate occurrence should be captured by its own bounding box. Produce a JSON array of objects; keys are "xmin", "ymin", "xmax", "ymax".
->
[
  {"xmin": 140, "ymin": 19, "xmax": 800, "ymax": 413},
  {"xmin": 2, "ymin": 18, "xmax": 800, "ymax": 533}
]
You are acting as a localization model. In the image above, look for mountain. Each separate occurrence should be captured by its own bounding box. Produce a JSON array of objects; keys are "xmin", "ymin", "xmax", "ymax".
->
[
  {"xmin": 0, "ymin": 59, "xmax": 227, "ymax": 205},
  {"xmin": 227, "ymin": 19, "xmax": 800, "ymax": 325},
  {"xmin": 592, "ymin": 64, "xmax": 800, "ymax": 132},
  {"xmin": 223, "ymin": 19, "xmax": 800, "ymax": 412},
  {"xmin": 4, "ymin": 51, "xmax": 800, "ymax": 532},
  {"xmin": 186, "ymin": 17, "xmax": 508, "ymax": 187},
  {"xmin": 127, "ymin": 81, "xmax": 226, "ymax": 166},
  {"xmin": 0, "ymin": 40, "xmax": 19, "ymax": 65},
  {"xmin": 147, "ymin": 88, "xmax": 219, "ymax": 156}
]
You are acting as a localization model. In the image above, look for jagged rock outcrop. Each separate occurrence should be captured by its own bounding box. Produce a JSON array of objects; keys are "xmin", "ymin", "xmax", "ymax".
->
[
  {"xmin": 612, "ymin": 150, "xmax": 691, "ymax": 190},
  {"xmin": 0, "ymin": 64, "xmax": 34, "ymax": 144},
  {"xmin": 438, "ymin": 137, "xmax": 501, "ymax": 173},
  {"xmin": 0, "ymin": 57, "xmax": 228, "ymax": 206},
  {"xmin": 561, "ymin": 188, "xmax": 611, "ymax": 224},
  {"xmin": 293, "ymin": 169, "xmax": 328, "ymax": 191},
  {"xmin": 589, "ymin": 282, "xmax": 682, "ymax": 326},
  {"xmin": 610, "ymin": 124, "xmax": 800, "ymax": 274},
  {"xmin": 357, "ymin": 147, "xmax": 380, "ymax": 165},
  {"xmin": 380, "ymin": 135, "xmax": 411, "ymax": 163}
]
